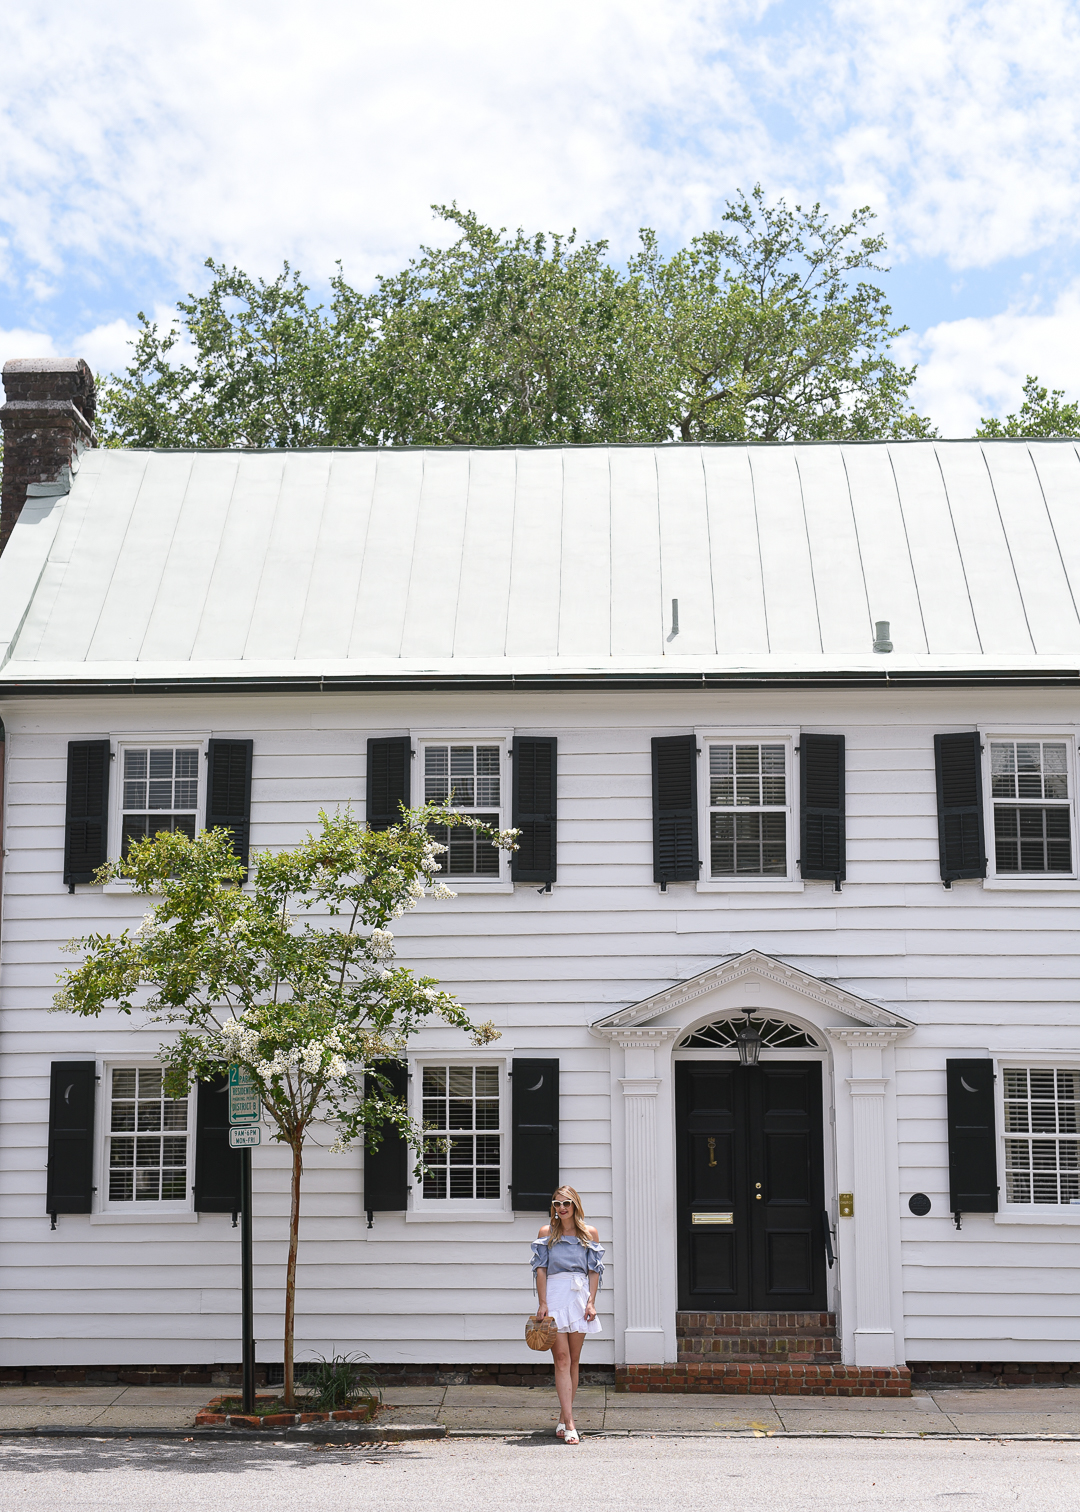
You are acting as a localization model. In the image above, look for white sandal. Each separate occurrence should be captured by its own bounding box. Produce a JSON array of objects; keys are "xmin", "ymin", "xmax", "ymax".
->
[
  {"xmin": 564, "ymin": 1428, "xmax": 580, "ymax": 1444},
  {"xmin": 556, "ymin": 1423, "xmax": 566, "ymax": 1438}
]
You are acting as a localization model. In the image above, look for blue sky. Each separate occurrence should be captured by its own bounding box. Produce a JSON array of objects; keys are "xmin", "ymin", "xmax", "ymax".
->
[{"xmin": 3, "ymin": 0, "xmax": 1080, "ymax": 435}]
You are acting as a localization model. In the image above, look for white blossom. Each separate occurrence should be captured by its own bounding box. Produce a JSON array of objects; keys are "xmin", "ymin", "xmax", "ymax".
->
[
  {"xmin": 368, "ymin": 928, "xmax": 396, "ymax": 960},
  {"xmin": 432, "ymin": 882, "xmax": 456, "ymax": 899}
]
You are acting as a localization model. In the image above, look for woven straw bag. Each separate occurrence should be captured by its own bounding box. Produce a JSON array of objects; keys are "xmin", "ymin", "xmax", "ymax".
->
[{"xmin": 525, "ymin": 1313, "xmax": 559, "ymax": 1351}]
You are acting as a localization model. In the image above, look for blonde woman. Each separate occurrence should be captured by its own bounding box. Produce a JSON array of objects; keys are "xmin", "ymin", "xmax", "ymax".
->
[{"xmin": 530, "ymin": 1185, "xmax": 604, "ymax": 1445}]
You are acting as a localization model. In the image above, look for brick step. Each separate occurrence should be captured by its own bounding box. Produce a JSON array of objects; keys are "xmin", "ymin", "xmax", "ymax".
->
[
  {"xmin": 678, "ymin": 1340, "xmax": 842, "ymax": 1363},
  {"xmin": 677, "ymin": 1311, "xmax": 837, "ymax": 1338},
  {"xmin": 617, "ymin": 1363, "xmax": 911, "ymax": 1397}
]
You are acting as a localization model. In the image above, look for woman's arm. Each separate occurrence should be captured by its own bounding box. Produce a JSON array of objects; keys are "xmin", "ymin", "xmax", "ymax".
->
[
  {"xmin": 584, "ymin": 1227, "xmax": 600, "ymax": 1320},
  {"xmin": 534, "ymin": 1225, "xmax": 549, "ymax": 1317}
]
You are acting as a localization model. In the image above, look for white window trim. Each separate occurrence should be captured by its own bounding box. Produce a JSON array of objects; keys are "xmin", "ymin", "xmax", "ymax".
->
[
  {"xmin": 411, "ymin": 729, "xmax": 513, "ymax": 893},
  {"xmin": 694, "ymin": 727, "xmax": 803, "ymax": 892},
  {"xmin": 104, "ymin": 732, "xmax": 211, "ymax": 893},
  {"xmin": 980, "ymin": 729, "xmax": 1080, "ymax": 891},
  {"xmin": 406, "ymin": 1052, "xmax": 511, "ymax": 1221},
  {"xmin": 95, "ymin": 1059, "xmax": 196, "ymax": 1217},
  {"xmin": 992, "ymin": 1053, "xmax": 1080, "ymax": 1225}
]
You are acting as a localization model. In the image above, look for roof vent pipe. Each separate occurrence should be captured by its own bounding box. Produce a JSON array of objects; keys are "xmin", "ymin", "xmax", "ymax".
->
[{"xmin": 873, "ymin": 620, "xmax": 893, "ymax": 653}]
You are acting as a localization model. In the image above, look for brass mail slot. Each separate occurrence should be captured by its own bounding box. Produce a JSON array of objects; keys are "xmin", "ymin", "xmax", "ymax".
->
[{"xmin": 692, "ymin": 1212, "xmax": 734, "ymax": 1225}]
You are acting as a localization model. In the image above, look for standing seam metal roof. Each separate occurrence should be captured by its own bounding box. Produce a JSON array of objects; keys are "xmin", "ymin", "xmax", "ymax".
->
[{"xmin": 1, "ymin": 439, "xmax": 1079, "ymax": 682}]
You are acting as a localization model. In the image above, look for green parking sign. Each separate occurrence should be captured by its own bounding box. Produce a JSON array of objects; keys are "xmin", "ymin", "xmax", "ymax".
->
[{"xmin": 228, "ymin": 1065, "xmax": 261, "ymax": 1125}]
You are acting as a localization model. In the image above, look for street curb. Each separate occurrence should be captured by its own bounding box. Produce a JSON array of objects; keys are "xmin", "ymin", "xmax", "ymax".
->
[
  {"xmin": 0, "ymin": 1424, "xmax": 446, "ymax": 1444},
  {"xmin": 444, "ymin": 1428, "xmax": 1080, "ymax": 1443}
]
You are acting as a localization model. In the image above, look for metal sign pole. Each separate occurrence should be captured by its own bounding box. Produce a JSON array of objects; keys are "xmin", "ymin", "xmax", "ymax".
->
[{"xmin": 241, "ymin": 1146, "xmax": 254, "ymax": 1415}]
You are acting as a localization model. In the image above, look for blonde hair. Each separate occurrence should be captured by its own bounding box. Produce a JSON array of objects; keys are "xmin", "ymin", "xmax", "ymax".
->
[{"xmin": 546, "ymin": 1185, "xmax": 593, "ymax": 1248}]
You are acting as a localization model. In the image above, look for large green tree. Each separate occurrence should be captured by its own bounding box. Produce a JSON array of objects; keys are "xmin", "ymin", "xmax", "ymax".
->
[
  {"xmin": 976, "ymin": 375, "xmax": 1080, "ymax": 438},
  {"xmin": 100, "ymin": 193, "xmax": 933, "ymax": 447}
]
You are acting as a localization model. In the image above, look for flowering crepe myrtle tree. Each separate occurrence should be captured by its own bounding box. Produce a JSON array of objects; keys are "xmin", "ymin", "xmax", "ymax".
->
[{"xmin": 52, "ymin": 804, "xmax": 515, "ymax": 1407}]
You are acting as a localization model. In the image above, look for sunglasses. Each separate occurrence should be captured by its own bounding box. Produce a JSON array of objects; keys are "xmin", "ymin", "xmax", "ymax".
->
[{"xmin": 553, "ymin": 1200, "xmax": 574, "ymax": 1209}]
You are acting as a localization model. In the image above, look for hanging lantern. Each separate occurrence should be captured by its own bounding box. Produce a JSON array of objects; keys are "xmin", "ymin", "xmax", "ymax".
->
[{"xmin": 736, "ymin": 1009, "xmax": 762, "ymax": 1068}]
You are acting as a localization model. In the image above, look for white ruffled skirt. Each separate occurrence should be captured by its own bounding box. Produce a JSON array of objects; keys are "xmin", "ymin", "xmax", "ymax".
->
[{"xmin": 546, "ymin": 1271, "xmax": 602, "ymax": 1335}]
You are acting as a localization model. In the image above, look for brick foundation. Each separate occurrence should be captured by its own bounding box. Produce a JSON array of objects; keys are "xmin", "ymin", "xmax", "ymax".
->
[
  {"xmin": 908, "ymin": 1361, "xmax": 1080, "ymax": 1389},
  {"xmin": 617, "ymin": 1363, "xmax": 912, "ymax": 1396},
  {"xmin": 0, "ymin": 1361, "xmax": 614, "ymax": 1390}
]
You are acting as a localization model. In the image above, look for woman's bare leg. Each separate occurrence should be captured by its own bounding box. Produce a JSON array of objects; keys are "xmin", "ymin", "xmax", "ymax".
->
[
  {"xmin": 551, "ymin": 1335, "xmax": 575, "ymax": 1429},
  {"xmin": 567, "ymin": 1331, "xmax": 585, "ymax": 1413}
]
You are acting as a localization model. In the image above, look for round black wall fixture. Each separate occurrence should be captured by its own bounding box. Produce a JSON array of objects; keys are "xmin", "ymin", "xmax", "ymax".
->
[{"xmin": 908, "ymin": 1192, "xmax": 932, "ymax": 1216}]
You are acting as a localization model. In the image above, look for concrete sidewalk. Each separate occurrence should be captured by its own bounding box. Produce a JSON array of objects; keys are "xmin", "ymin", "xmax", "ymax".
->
[{"xmin": 4, "ymin": 1383, "xmax": 1080, "ymax": 1436}]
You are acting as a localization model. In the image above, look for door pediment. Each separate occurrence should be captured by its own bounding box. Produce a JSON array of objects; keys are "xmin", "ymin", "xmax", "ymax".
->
[{"xmin": 592, "ymin": 950, "xmax": 912, "ymax": 1032}]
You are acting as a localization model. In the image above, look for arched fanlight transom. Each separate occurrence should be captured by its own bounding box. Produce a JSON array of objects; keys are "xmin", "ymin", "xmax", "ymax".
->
[{"xmin": 678, "ymin": 1016, "xmax": 820, "ymax": 1050}]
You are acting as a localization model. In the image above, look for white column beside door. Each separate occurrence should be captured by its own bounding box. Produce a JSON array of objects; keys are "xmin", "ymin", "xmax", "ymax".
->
[{"xmin": 619, "ymin": 1076, "xmax": 665, "ymax": 1363}]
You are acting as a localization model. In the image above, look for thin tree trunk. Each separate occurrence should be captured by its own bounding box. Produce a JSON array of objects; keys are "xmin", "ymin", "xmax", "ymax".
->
[{"xmin": 282, "ymin": 1137, "xmax": 303, "ymax": 1408}]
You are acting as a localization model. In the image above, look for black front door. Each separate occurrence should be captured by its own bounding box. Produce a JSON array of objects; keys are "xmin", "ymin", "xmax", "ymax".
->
[{"xmin": 675, "ymin": 1060, "xmax": 827, "ymax": 1310}]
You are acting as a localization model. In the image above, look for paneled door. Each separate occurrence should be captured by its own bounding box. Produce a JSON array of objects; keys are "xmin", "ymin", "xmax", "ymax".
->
[{"xmin": 675, "ymin": 1060, "xmax": 827, "ymax": 1310}]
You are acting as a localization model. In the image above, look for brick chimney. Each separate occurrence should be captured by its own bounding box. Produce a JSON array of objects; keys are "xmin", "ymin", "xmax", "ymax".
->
[{"xmin": 0, "ymin": 358, "xmax": 97, "ymax": 553}]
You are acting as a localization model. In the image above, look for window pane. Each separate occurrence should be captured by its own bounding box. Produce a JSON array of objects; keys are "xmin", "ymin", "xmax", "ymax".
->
[
  {"xmin": 709, "ymin": 746, "xmax": 734, "ymax": 806},
  {"xmin": 420, "ymin": 1065, "xmax": 499, "ymax": 1200},
  {"xmin": 1004, "ymin": 1069, "xmax": 1080, "ymax": 1203},
  {"xmin": 425, "ymin": 746, "xmax": 449, "ymax": 803},
  {"xmin": 991, "ymin": 742, "xmax": 1016, "ymax": 798},
  {"xmin": 109, "ymin": 1067, "xmax": 187, "ymax": 1205}
]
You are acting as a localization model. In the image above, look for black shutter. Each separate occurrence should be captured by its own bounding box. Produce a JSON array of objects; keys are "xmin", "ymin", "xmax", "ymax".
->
[
  {"xmin": 651, "ymin": 735, "xmax": 699, "ymax": 884},
  {"xmin": 193, "ymin": 1074, "xmax": 242, "ymax": 1213},
  {"xmin": 46, "ymin": 1061, "xmax": 96, "ymax": 1218},
  {"xmin": 512, "ymin": 1057, "xmax": 559, "ymax": 1211},
  {"xmin": 364, "ymin": 1061, "xmax": 409, "ymax": 1212},
  {"xmin": 934, "ymin": 732, "xmax": 986, "ymax": 882},
  {"xmin": 946, "ymin": 1058, "xmax": 998, "ymax": 1215},
  {"xmin": 206, "ymin": 739, "xmax": 253, "ymax": 871},
  {"xmin": 511, "ymin": 737, "xmax": 557, "ymax": 884},
  {"xmin": 366, "ymin": 738, "xmax": 411, "ymax": 831},
  {"xmin": 800, "ymin": 734, "xmax": 846, "ymax": 883},
  {"xmin": 64, "ymin": 741, "xmax": 110, "ymax": 886}
]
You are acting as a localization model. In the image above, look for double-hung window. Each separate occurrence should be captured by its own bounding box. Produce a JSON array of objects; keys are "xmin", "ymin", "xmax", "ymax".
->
[
  {"xmin": 419, "ymin": 1063, "xmax": 503, "ymax": 1204},
  {"xmin": 990, "ymin": 740, "xmax": 1074, "ymax": 877},
  {"xmin": 706, "ymin": 739, "xmax": 793, "ymax": 880},
  {"xmin": 105, "ymin": 1066, "xmax": 192, "ymax": 1209},
  {"xmin": 421, "ymin": 740, "xmax": 504, "ymax": 879},
  {"xmin": 120, "ymin": 745, "xmax": 200, "ymax": 854},
  {"xmin": 1003, "ymin": 1068, "xmax": 1080, "ymax": 1206}
]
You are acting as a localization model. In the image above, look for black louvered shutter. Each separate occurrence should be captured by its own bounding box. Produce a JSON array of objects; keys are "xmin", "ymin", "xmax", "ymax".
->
[
  {"xmin": 193, "ymin": 1074, "xmax": 242, "ymax": 1213},
  {"xmin": 652, "ymin": 735, "xmax": 699, "ymax": 884},
  {"xmin": 364, "ymin": 1061, "xmax": 409, "ymax": 1212},
  {"xmin": 934, "ymin": 732, "xmax": 986, "ymax": 882},
  {"xmin": 46, "ymin": 1061, "xmax": 96, "ymax": 1218},
  {"xmin": 946, "ymin": 1058, "xmax": 998, "ymax": 1215},
  {"xmin": 800, "ymin": 734, "xmax": 846, "ymax": 883},
  {"xmin": 206, "ymin": 739, "xmax": 253, "ymax": 871},
  {"xmin": 511, "ymin": 737, "xmax": 557, "ymax": 884},
  {"xmin": 512, "ymin": 1057, "xmax": 559, "ymax": 1211},
  {"xmin": 366, "ymin": 738, "xmax": 411, "ymax": 831},
  {"xmin": 64, "ymin": 741, "xmax": 110, "ymax": 886}
]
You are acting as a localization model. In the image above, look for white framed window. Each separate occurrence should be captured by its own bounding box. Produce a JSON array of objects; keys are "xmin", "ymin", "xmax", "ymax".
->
[
  {"xmin": 983, "ymin": 734, "xmax": 1078, "ymax": 887},
  {"xmin": 111, "ymin": 737, "xmax": 207, "ymax": 862},
  {"xmin": 414, "ymin": 734, "xmax": 510, "ymax": 886},
  {"xmin": 697, "ymin": 731, "xmax": 799, "ymax": 889},
  {"xmin": 100, "ymin": 1065, "xmax": 194, "ymax": 1213},
  {"xmin": 409, "ymin": 1058, "xmax": 508, "ymax": 1217},
  {"xmin": 995, "ymin": 1064, "xmax": 1080, "ymax": 1223}
]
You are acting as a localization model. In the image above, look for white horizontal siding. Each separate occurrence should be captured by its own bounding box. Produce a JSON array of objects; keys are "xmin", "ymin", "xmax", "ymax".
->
[{"xmin": 3, "ymin": 685, "xmax": 1080, "ymax": 1365}]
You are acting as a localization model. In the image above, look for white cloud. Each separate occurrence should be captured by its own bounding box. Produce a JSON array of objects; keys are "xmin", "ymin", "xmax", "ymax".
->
[
  {"xmin": 902, "ymin": 285, "xmax": 1080, "ymax": 436},
  {"xmin": 4, "ymin": 0, "xmax": 1078, "ymax": 295},
  {"xmin": 0, "ymin": 314, "xmax": 166, "ymax": 381}
]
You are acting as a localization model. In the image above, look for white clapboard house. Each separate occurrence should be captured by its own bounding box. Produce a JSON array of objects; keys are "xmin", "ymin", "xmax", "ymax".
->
[{"xmin": 3, "ymin": 357, "xmax": 1080, "ymax": 1391}]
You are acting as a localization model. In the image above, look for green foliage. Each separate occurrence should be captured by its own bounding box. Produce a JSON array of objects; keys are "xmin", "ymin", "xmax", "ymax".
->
[
  {"xmin": 99, "ymin": 192, "xmax": 933, "ymax": 449},
  {"xmin": 297, "ymin": 1352, "xmax": 376, "ymax": 1413},
  {"xmin": 53, "ymin": 806, "xmax": 506, "ymax": 1152},
  {"xmin": 976, "ymin": 375, "xmax": 1080, "ymax": 438}
]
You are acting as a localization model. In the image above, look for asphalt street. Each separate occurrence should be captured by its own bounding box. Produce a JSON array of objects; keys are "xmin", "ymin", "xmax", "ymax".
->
[{"xmin": 2, "ymin": 1435, "xmax": 1079, "ymax": 1511}]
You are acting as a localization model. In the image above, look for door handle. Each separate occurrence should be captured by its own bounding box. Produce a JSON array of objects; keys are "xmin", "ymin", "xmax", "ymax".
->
[{"xmin": 707, "ymin": 1137, "xmax": 717, "ymax": 1168}]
